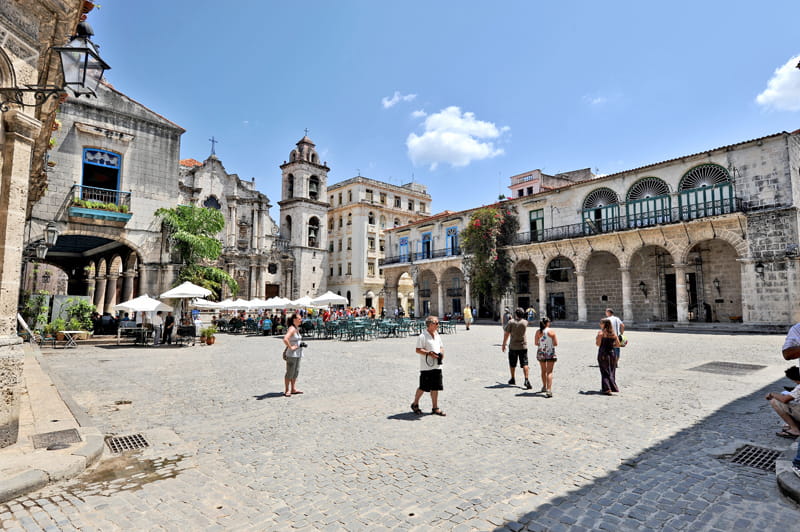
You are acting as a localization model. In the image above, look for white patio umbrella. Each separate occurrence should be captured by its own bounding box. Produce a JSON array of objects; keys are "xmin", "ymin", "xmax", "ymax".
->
[
  {"xmin": 114, "ymin": 294, "xmax": 173, "ymax": 313},
  {"xmin": 191, "ymin": 298, "xmax": 221, "ymax": 309},
  {"xmin": 311, "ymin": 290, "xmax": 349, "ymax": 306},
  {"xmin": 159, "ymin": 281, "xmax": 212, "ymax": 299},
  {"xmin": 289, "ymin": 295, "xmax": 316, "ymax": 308},
  {"xmin": 248, "ymin": 298, "xmax": 270, "ymax": 309},
  {"xmin": 264, "ymin": 296, "xmax": 292, "ymax": 309}
]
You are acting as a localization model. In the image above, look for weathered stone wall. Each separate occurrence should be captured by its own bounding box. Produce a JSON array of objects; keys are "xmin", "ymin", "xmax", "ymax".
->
[
  {"xmin": 0, "ymin": 349, "xmax": 22, "ymax": 448},
  {"xmin": 585, "ymin": 251, "xmax": 622, "ymax": 320}
]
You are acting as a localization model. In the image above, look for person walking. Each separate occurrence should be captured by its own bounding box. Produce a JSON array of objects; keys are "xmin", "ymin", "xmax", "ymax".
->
[
  {"xmin": 596, "ymin": 318, "xmax": 620, "ymax": 395},
  {"xmin": 605, "ymin": 308, "xmax": 625, "ymax": 359},
  {"xmin": 502, "ymin": 307, "xmax": 511, "ymax": 328},
  {"xmin": 153, "ymin": 311, "xmax": 163, "ymax": 346},
  {"xmin": 502, "ymin": 308, "xmax": 532, "ymax": 389},
  {"xmin": 534, "ymin": 317, "xmax": 558, "ymax": 397},
  {"xmin": 410, "ymin": 316, "xmax": 446, "ymax": 416},
  {"xmin": 282, "ymin": 313, "xmax": 305, "ymax": 397},
  {"xmin": 463, "ymin": 305, "xmax": 473, "ymax": 331},
  {"xmin": 163, "ymin": 311, "xmax": 175, "ymax": 345}
]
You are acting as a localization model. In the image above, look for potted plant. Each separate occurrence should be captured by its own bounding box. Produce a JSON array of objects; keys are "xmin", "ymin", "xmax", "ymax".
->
[
  {"xmin": 200, "ymin": 326, "xmax": 217, "ymax": 345},
  {"xmin": 50, "ymin": 318, "xmax": 66, "ymax": 341}
]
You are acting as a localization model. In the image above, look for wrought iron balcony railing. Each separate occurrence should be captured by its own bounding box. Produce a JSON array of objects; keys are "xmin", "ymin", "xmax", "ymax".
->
[
  {"xmin": 383, "ymin": 246, "xmax": 461, "ymax": 265},
  {"xmin": 418, "ymin": 288, "xmax": 431, "ymax": 297},
  {"xmin": 71, "ymin": 184, "xmax": 131, "ymax": 210},
  {"xmin": 446, "ymin": 287, "xmax": 464, "ymax": 297}
]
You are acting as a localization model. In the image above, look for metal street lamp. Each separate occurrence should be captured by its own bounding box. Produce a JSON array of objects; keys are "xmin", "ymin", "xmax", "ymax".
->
[
  {"xmin": 44, "ymin": 222, "xmax": 59, "ymax": 247},
  {"xmin": 35, "ymin": 243, "xmax": 49, "ymax": 260},
  {"xmin": 0, "ymin": 22, "xmax": 111, "ymax": 111}
]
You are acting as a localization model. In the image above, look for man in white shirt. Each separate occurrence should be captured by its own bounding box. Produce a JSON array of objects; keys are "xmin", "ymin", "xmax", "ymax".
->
[
  {"xmin": 605, "ymin": 308, "xmax": 625, "ymax": 358},
  {"xmin": 766, "ymin": 366, "xmax": 800, "ymax": 438},
  {"xmin": 782, "ymin": 323, "xmax": 800, "ymax": 367},
  {"xmin": 411, "ymin": 316, "xmax": 446, "ymax": 417},
  {"xmin": 153, "ymin": 311, "xmax": 163, "ymax": 346}
]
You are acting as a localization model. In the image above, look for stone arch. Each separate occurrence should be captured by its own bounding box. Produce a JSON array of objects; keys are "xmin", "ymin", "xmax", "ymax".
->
[
  {"xmin": 309, "ymin": 175, "xmax": 320, "ymax": 200},
  {"xmin": 629, "ymin": 244, "xmax": 676, "ymax": 321},
  {"xmin": 0, "ymin": 47, "xmax": 17, "ymax": 89},
  {"xmin": 675, "ymin": 227, "xmax": 747, "ymax": 265},
  {"xmin": 626, "ymin": 176, "xmax": 671, "ymax": 200},
  {"xmin": 584, "ymin": 250, "xmax": 622, "ymax": 319},
  {"xmin": 96, "ymin": 258, "xmax": 108, "ymax": 276},
  {"xmin": 287, "ymin": 174, "xmax": 294, "ymax": 198},
  {"xmin": 544, "ymin": 255, "xmax": 576, "ymax": 320},
  {"xmin": 441, "ymin": 266, "xmax": 465, "ymax": 316},
  {"xmin": 397, "ymin": 271, "xmax": 414, "ymax": 316},
  {"xmin": 512, "ymin": 258, "xmax": 538, "ymax": 311},
  {"xmin": 684, "ymin": 239, "xmax": 742, "ymax": 322},
  {"xmin": 307, "ymin": 216, "xmax": 319, "ymax": 247},
  {"xmin": 418, "ymin": 268, "xmax": 439, "ymax": 316},
  {"xmin": 678, "ymin": 164, "xmax": 730, "ymax": 190}
]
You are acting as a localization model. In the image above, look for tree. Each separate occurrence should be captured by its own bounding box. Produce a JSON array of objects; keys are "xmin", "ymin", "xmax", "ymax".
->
[
  {"xmin": 155, "ymin": 205, "xmax": 238, "ymax": 298},
  {"xmin": 460, "ymin": 204, "xmax": 519, "ymax": 319}
]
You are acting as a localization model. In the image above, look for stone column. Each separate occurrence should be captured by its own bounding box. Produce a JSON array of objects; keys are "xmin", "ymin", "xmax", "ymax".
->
[
  {"xmin": 0, "ymin": 110, "xmax": 41, "ymax": 344},
  {"xmin": 738, "ymin": 258, "xmax": 755, "ymax": 323},
  {"xmin": 104, "ymin": 273, "xmax": 119, "ymax": 314},
  {"xmin": 465, "ymin": 280, "xmax": 471, "ymax": 309},
  {"xmin": 258, "ymin": 207, "xmax": 267, "ymax": 251},
  {"xmin": 674, "ymin": 263, "xmax": 688, "ymax": 323},
  {"xmin": 249, "ymin": 263, "xmax": 257, "ymax": 299},
  {"xmin": 94, "ymin": 275, "xmax": 107, "ymax": 311},
  {"xmin": 620, "ymin": 267, "xmax": 632, "ymax": 323},
  {"xmin": 121, "ymin": 270, "xmax": 135, "ymax": 303},
  {"xmin": 137, "ymin": 264, "xmax": 149, "ymax": 296},
  {"xmin": 436, "ymin": 281, "xmax": 444, "ymax": 318},
  {"xmin": 538, "ymin": 274, "xmax": 547, "ymax": 316},
  {"xmin": 228, "ymin": 202, "xmax": 237, "ymax": 247},
  {"xmin": 251, "ymin": 208, "xmax": 258, "ymax": 250},
  {"xmin": 86, "ymin": 276, "xmax": 96, "ymax": 301},
  {"xmin": 576, "ymin": 269, "xmax": 587, "ymax": 322}
]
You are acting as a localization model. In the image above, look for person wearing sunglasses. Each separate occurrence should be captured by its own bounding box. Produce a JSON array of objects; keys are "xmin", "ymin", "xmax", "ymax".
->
[{"xmin": 411, "ymin": 316, "xmax": 446, "ymax": 416}]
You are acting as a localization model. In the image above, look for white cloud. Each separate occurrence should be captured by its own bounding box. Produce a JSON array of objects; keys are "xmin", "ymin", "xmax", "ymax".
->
[
  {"xmin": 411, "ymin": 109, "xmax": 427, "ymax": 118},
  {"xmin": 381, "ymin": 91, "xmax": 417, "ymax": 109},
  {"xmin": 406, "ymin": 106, "xmax": 508, "ymax": 170},
  {"xmin": 756, "ymin": 54, "xmax": 800, "ymax": 111},
  {"xmin": 582, "ymin": 94, "xmax": 608, "ymax": 106}
]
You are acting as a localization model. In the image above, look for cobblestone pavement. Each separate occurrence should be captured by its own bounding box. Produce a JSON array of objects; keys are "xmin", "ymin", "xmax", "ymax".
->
[{"xmin": 2, "ymin": 324, "xmax": 800, "ymax": 530}]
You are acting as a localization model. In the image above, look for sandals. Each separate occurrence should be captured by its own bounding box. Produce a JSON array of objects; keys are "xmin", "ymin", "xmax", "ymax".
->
[
  {"xmin": 776, "ymin": 430, "xmax": 800, "ymax": 439},
  {"xmin": 432, "ymin": 408, "xmax": 447, "ymax": 416},
  {"xmin": 410, "ymin": 403, "xmax": 422, "ymax": 415}
]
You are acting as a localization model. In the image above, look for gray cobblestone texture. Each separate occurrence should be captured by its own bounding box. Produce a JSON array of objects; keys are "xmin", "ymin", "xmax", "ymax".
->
[{"xmin": 1, "ymin": 324, "xmax": 799, "ymax": 529}]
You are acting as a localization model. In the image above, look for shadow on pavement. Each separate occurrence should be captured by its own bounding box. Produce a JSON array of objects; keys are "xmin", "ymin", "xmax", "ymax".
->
[
  {"xmin": 253, "ymin": 392, "xmax": 287, "ymax": 400},
  {"xmin": 495, "ymin": 379, "xmax": 800, "ymax": 531},
  {"xmin": 387, "ymin": 412, "xmax": 423, "ymax": 421}
]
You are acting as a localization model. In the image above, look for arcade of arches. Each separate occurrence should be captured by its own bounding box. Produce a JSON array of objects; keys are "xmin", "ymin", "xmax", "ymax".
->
[
  {"xmin": 384, "ymin": 219, "xmax": 746, "ymax": 323},
  {"xmin": 23, "ymin": 234, "xmax": 151, "ymax": 314}
]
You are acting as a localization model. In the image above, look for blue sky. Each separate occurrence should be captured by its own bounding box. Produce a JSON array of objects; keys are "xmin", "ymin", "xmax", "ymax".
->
[{"xmin": 90, "ymin": 1, "xmax": 800, "ymax": 213}]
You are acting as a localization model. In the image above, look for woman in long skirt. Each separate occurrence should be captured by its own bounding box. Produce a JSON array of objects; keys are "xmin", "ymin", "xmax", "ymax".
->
[{"xmin": 596, "ymin": 318, "xmax": 620, "ymax": 395}]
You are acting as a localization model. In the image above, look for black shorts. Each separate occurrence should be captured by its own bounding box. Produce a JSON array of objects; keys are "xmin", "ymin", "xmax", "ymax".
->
[
  {"xmin": 508, "ymin": 349, "xmax": 529, "ymax": 368},
  {"xmin": 418, "ymin": 369, "xmax": 443, "ymax": 392}
]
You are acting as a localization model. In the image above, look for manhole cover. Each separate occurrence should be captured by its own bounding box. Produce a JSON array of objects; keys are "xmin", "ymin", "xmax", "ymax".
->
[
  {"xmin": 728, "ymin": 445, "xmax": 781, "ymax": 472},
  {"xmin": 689, "ymin": 362, "xmax": 766, "ymax": 375},
  {"xmin": 31, "ymin": 428, "xmax": 82, "ymax": 449},
  {"xmin": 106, "ymin": 434, "xmax": 149, "ymax": 453}
]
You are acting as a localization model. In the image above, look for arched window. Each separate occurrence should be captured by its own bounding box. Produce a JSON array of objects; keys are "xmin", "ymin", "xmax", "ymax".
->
[
  {"xmin": 368, "ymin": 211, "xmax": 375, "ymax": 225},
  {"xmin": 309, "ymin": 175, "xmax": 320, "ymax": 200},
  {"xmin": 203, "ymin": 195, "xmax": 221, "ymax": 210},
  {"xmin": 581, "ymin": 188, "xmax": 620, "ymax": 233},
  {"xmin": 678, "ymin": 164, "xmax": 733, "ymax": 220},
  {"xmin": 82, "ymin": 148, "xmax": 121, "ymax": 194},
  {"xmin": 285, "ymin": 215, "xmax": 292, "ymax": 240},
  {"xmin": 347, "ymin": 213, "xmax": 352, "ymax": 225},
  {"xmin": 338, "ymin": 216, "xmax": 343, "ymax": 228},
  {"xmin": 308, "ymin": 217, "xmax": 319, "ymax": 247},
  {"xmin": 287, "ymin": 174, "xmax": 294, "ymax": 199},
  {"xmin": 394, "ymin": 218, "xmax": 400, "ymax": 227},
  {"xmin": 380, "ymin": 215, "xmax": 386, "ymax": 229},
  {"xmin": 626, "ymin": 177, "xmax": 671, "ymax": 227}
]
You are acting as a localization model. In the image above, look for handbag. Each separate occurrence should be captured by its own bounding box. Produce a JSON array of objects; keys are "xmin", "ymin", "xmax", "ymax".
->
[{"xmin": 618, "ymin": 334, "xmax": 628, "ymax": 347}]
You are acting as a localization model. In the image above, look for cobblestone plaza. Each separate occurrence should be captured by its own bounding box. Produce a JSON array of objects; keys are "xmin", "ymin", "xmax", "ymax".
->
[{"xmin": 2, "ymin": 325, "xmax": 800, "ymax": 530}]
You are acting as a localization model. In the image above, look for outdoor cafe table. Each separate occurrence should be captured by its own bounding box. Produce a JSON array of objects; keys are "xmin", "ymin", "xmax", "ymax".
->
[
  {"xmin": 117, "ymin": 327, "xmax": 152, "ymax": 345},
  {"xmin": 59, "ymin": 330, "xmax": 83, "ymax": 348}
]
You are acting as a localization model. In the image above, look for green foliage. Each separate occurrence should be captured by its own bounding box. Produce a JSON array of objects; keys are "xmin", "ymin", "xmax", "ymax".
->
[
  {"xmin": 460, "ymin": 205, "xmax": 520, "ymax": 315},
  {"xmin": 199, "ymin": 326, "xmax": 217, "ymax": 338},
  {"xmin": 23, "ymin": 291, "xmax": 50, "ymax": 329},
  {"xmin": 62, "ymin": 297, "xmax": 95, "ymax": 331},
  {"xmin": 71, "ymin": 198, "xmax": 130, "ymax": 213},
  {"xmin": 44, "ymin": 318, "xmax": 66, "ymax": 335},
  {"xmin": 156, "ymin": 205, "xmax": 237, "ymax": 297}
]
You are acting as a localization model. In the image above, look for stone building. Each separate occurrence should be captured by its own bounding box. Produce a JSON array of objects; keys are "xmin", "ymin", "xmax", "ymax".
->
[
  {"xmin": 384, "ymin": 130, "xmax": 800, "ymax": 327},
  {"xmin": 326, "ymin": 176, "xmax": 430, "ymax": 308},
  {"xmin": 26, "ymin": 80, "xmax": 185, "ymax": 312},
  {"xmin": 277, "ymin": 136, "xmax": 330, "ymax": 299},
  {"xmin": 178, "ymin": 155, "xmax": 287, "ymax": 300},
  {"xmin": 1, "ymin": 0, "xmax": 87, "ymax": 445}
]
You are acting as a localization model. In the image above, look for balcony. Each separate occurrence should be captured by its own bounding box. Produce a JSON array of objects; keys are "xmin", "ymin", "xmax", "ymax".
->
[
  {"xmin": 68, "ymin": 184, "xmax": 132, "ymax": 223},
  {"xmin": 446, "ymin": 287, "xmax": 464, "ymax": 297},
  {"xmin": 418, "ymin": 289, "xmax": 431, "ymax": 297},
  {"xmin": 383, "ymin": 246, "xmax": 462, "ymax": 265},
  {"xmin": 512, "ymin": 198, "xmax": 744, "ymax": 246}
]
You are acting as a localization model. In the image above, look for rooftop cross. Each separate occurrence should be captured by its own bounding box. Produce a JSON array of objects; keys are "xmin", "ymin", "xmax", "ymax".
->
[{"xmin": 209, "ymin": 136, "xmax": 219, "ymax": 155}]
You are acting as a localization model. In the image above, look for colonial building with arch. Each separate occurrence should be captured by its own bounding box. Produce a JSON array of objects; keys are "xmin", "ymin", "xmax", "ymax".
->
[{"xmin": 384, "ymin": 130, "xmax": 800, "ymax": 327}]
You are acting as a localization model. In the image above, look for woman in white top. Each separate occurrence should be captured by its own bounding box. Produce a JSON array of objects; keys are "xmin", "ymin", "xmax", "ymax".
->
[
  {"xmin": 534, "ymin": 316, "xmax": 558, "ymax": 398},
  {"xmin": 282, "ymin": 313, "xmax": 305, "ymax": 397}
]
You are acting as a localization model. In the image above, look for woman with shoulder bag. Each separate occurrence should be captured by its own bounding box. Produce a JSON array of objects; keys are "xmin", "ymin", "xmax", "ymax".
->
[
  {"xmin": 534, "ymin": 317, "xmax": 558, "ymax": 398},
  {"xmin": 282, "ymin": 313, "xmax": 306, "ymax": 397},
  {"xmin": 596, "ymin": 318, "xmax": 621, "ymax": 395}
]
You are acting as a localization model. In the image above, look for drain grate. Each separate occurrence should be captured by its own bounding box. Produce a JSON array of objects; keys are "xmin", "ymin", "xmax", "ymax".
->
[
  {"xmin": 689, "ymin": 361, "xmax": 766, "ymax": 376},
  {"xmin": 106, "ymin": 433, "xmax": 149, "ymax": 453},
  {"xmin": 728, "ymin": 445, "xmax": 781, "ymax": 472}
]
